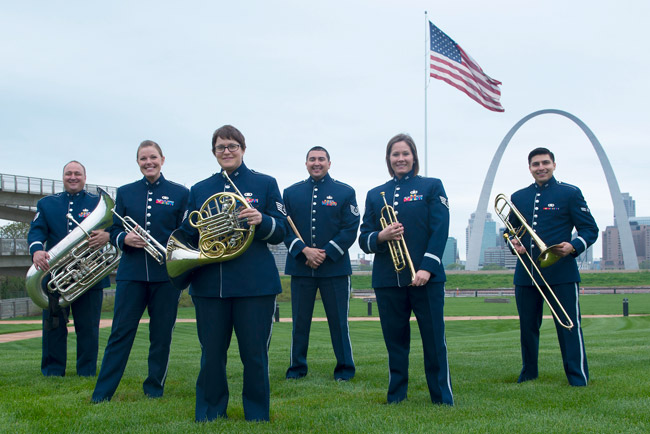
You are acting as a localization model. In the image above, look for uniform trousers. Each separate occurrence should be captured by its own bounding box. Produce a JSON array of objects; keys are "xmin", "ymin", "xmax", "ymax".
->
[
  {"xmin": 92, "ymin": 281, "xmax": 180, "ymax": 401},
  {"xmin": 515, "ymin": 282, "xmax": 588, "ymax": 386},
  {"xmin": 193, "ymin": 294, "xmax": 276, "ymax": 422},
  {"xmin": 41, "ymin": 287, "xmax": 103, "ymax": 377},
  {"xmin": 374, "ymin": 282, "xmax": 453, "ymax": 405},
  {"xmin": 286, "ymin": 275, "xmax": 355, "ymax": 380}
]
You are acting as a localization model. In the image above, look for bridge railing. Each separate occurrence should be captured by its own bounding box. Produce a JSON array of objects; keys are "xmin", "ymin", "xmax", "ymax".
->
[
  {"xmin": 0, "ymin": 173, "xmax": 116, "ymax": 198},
  {"xmin": 0, "ymin": 239, "xmax": 29, "ymax": 256}
]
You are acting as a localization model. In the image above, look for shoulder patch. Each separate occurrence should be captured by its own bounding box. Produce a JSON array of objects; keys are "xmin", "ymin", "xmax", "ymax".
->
[
  {"xmin": 440, "ymin": 196, "xmax": 449, "ymax": 209},
  {"xmin": 350, "ymin": 204, "xmax": 359, "ymax": 216},
  {"xmin": 33, "ymin": 211, "xmax": 40, "ymax": 221},
  {"xmin": 276, "ymin": 202, "xmax": 287, "ymax": 215}
]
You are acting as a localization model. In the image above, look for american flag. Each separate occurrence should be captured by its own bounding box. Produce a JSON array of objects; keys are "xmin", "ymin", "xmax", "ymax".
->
[{"xmin": 429, "ymin": 21, "xmax": 504, "ymax": 112}]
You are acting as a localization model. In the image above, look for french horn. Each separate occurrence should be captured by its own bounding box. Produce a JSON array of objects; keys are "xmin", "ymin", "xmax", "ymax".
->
[
  {"xmin": 26, "ymin": 188, "xmax": 121, "ymax": 309},
  {"xmin": 166, "ymin": 171, "xmax": 255, "ymax": 289}
]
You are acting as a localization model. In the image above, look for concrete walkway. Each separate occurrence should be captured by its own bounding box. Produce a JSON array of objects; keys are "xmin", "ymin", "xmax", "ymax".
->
[{"xmin": 2, "ymin": 314, "xmax": 647, "ymax": 344}]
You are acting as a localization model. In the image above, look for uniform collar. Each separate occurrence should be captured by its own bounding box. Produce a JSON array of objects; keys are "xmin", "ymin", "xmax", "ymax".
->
[
  {"xmin": 392, "ymin": 169, "xmax": 416, "ymax": 184},
  {"xmin": 141, "ymin": 173, "xmax": 166, "ymax": 188},
  {"xmin": 221, "ymin": 162, "xmax": 248, "ymax": 180},
  {"xmin": 534, "ymin": 176, "xmax": 557, "ymax": 190},
  {"xmin": 309, "ymin": 173, "xmax": 331, "ymax": 184},
  {"xmin": 64, "ymin": 189, "xmax": 86, "ymax": 199}
]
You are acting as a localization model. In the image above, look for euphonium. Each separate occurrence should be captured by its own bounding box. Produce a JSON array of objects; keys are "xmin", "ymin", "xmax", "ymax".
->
[
  {"xmin": 166, "ymin": 171, "xmax": 255, "ymax": 289},
  {"xmin": 26, "ymin": 188, "xmax": 121, "ymax": 309},
  {"xmin": 380, "ymin": 191, "xmax": 416, "ymax": 281},
  {"xmin": 494, "ymin": 193, "xmax": 573, "ymax": 329},
  {"xmin": 111, "ymin": 209, "xmax": 167, "ymax": 264}
]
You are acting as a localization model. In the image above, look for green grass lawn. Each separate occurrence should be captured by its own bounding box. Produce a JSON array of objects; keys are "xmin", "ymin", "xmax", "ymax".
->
[{"xmin": 1, "ymin": 311, "xmax": 649, "ymax": 432}]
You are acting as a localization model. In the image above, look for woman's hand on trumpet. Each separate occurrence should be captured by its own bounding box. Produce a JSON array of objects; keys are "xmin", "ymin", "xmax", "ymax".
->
[{"xmin": 378, "ymin": 222, "xmax": 404, "ymax": 243}]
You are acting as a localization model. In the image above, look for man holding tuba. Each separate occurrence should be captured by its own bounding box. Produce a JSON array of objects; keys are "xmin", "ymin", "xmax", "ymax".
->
[
  {"xmin": 175, "ymin": 125, "xmax": 287, "ymax": 422},
  {"xmin": 283, "ymin": 146, "xmax": 359, "ymax": 382},
  {"xmin": 27, "ymin": 161, "xmax": 110, "ymax": 377},
  {"xmin": 508, "ymin": 147, "xmax": 598, "ymax": 386}
]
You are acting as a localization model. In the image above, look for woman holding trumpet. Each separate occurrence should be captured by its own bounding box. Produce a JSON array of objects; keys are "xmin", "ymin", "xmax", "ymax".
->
[
  {"xmin": 359, "ymin": 133, "xmax": 453, "ymax": 406},
  {"xmin": 92, "ymin": 140, "xmax": 189, "ymax": 403}
]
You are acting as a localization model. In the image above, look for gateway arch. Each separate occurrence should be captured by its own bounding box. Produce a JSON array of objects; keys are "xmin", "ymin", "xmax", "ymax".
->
[{"xmin": 466, "ymin": 109, "xmax": 638, "ymax": 271}]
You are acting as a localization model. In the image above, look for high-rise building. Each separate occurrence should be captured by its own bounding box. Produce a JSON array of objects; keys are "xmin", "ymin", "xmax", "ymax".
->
[
  {"xmin": 601, "ymin": 219, "xmax": 650, "ymax": 269},
  {"xmin": 466, "ymin": 212, "xmax": 496, "ymax": 266},
  {"xmin": 614, "ymin": 193, "xmax": 636, "ymax": 226},
  {"xmin": 442, "ymin": 237, "xmax": 459, "ymax": 268}
]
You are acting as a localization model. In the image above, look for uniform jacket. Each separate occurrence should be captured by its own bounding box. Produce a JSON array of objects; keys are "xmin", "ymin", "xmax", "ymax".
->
[
  {"xmin": 283, "ymin": 173, "xmax": 359, "ymax": 277},
  {"xmin": 359, "ymin": 170, "xmax": 449, "ymax": 288},
  {"xmin": 179, "ymin": 162, "xmax": 287, "ymax": 298},
  {"xmin": 28, "ymin": 189, "xmax": 110, "ymax": 289},
  {"xmin": 509, "ymin": 176, "xmax": 598, "ymax": 285},
  {"xmin": 110, "ymin": 174, "xmax": 189, "ymax": 282}
]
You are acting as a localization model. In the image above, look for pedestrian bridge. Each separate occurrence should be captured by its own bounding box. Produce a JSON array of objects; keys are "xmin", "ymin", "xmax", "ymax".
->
[{"xmin": 0, "ymin": 173, "xmax": 116, "ymax": 223}]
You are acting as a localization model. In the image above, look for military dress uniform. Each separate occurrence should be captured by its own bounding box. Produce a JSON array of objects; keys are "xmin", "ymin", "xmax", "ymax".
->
[
  {"xmin": 92, "ymin": 174, "xmax": 188, "ymax": 402},
  {"xmin": 509, "ymin": 176, "xmax": 598, "ymax": 386},
  {"xmin": 28, "ymin": 189, "xmax": 109, "ymax": 377},
  {"xmin": 359, "ymin": 170, "xmax": 453, "ymax": 405},
  {"xmin": 283, "ymin": 173, "xmax": 359, "ymax": 381},
  {"xmin": 179, "ymin": 162, "xmax": 286, "ymax": 422}
]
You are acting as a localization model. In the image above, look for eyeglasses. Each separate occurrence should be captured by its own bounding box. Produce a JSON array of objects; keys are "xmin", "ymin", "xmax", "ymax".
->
[{"xmin": 214, "ymin": 143, "xmax": 241, "ymax": 154}]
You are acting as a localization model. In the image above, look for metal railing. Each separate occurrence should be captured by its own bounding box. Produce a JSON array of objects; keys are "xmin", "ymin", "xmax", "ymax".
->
[
  {"xmin": 0, "ymin": 173, "xmax": 116, "ymax": 198},
  {"xmin": 0, "ymin": 239, "xmax": 28, "ymax": 256}
]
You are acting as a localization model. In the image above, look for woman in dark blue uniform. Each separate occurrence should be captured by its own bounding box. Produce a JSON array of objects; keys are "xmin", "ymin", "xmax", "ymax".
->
[
  {"xmin": 359, "ymin": 133, "xmax": 453, "ymax": 406},
  {"xmin": 178, "ymin": 125, "xmax": 286, "ymax": 422},
  {"xmin": 92, "ymin": 140, "xmax": 189, "ymax": 402}
]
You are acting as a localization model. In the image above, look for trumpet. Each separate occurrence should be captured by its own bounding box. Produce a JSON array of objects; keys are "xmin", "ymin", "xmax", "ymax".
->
[
  {"xmin": 494, "ymin": 193, "xmax": 573, "ymax": 329},
  {"xmin": 112, "ymin": 209, "xmax": 167, "ymax": 264},
  {"xmin": 165, "ymin": 171, "xmax": 255, "ymax": 289},
  {"xmin": 380, "ymin": 191, "xmax": 416, "ymax": 281}
]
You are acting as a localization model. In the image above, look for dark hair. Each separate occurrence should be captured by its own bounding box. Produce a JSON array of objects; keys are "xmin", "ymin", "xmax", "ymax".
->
[
  {"xmin": 212, "ymin": 125, "xmax": 246, "ymax": 154},
  {"xmin": 137, "ymin": 140, "xmax": 164, "ymax": 159},
  {"xmin": 306, "ymin": 146, "xmax": 330, "ymax": 161},
  {"xmin": 528, "ymin": 147, "xmax": 555, "ymax": 164},
  {"xmin": 385, "ymin": 133, "xmax": 419, "ymax": 177},
  {"xmin": 63, "ymin": 160, "xmax": 86, "ymax": 176}
]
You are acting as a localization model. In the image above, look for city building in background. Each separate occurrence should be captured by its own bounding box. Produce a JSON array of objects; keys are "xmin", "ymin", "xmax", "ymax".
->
[
  {"xmin": 442, "ymin": 237, "xmax": 459, "ymax": 268},
  {"xmin": 466, "ymin": 212, "xmax": 496, "ymax": 267}
]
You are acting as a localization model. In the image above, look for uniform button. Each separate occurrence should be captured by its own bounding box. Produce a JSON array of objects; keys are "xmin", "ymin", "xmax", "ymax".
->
[
  {"xmin": 146, "ymin": 221, "xmax": 151, "ymax": 226},
  {"xmin": 312, "ymin": 234, "xmax": 316, "ymax": 238},
  {"xmin": 393, "ymin": 201, "xmax": 398, "ymax": 206},
  {"xmin": 314, "ymin": 188, "xmax": 318, "ymax": 192},
  {"xmin": 536, "ymin": 193, "xmax": 541, "ymax": 196},
  {"xmin": 394, "ymin": 210, "xmax": 399, "ymax": 215},
  {"xmin": 395, "ymin": 194, "xmax": 399, "ymax": 197},
  {"xmin": 69, "ymin": 209, "xmax": 73, "ymax": 212},
  {"xmin": 148, "ymin": 205, "xmax": 152, "ymax": 209},
  {"xmin": 147, "ymin": 213, "xmax": 151, "ymax": 217},
  {"xmin": 312, "ymin": 243, "xmax": 317, "ymax": 247},
  {"xmin": 312, "ymin": 218, "xmax": 316, "ymax": 222},
  {"xmin": 535, "ymin": 200, "xmax": 539, "ymax": 203},
  {"xmin": 146, "ymin": 230, "xmax": 151, "ymax": 233},
  {"xmin": 68, "ymin": 222, "xmax": 73, "ymax": 225},
  {"xmin": 225, "ymin": 185, "xmax": 231, "ymax": 189},
  {"xmin": 312, "ymin": 210, "xmax": 316, "ymax": 214},
  {"xmin": 69, "ymin": 201, "xmax": 73, "ymax": 204},
  {"xmin": 535, "ymin": 207, "xmax": 539, "ymax": 210},
  {"xmin": 148, "ymin": 191, "xmax": 153, "ymax": 195},
  {"xmin": 148, "ymin": 198, "xmax": 152, "ymax": 202},
  {"xmin": 313, "ymin": 195, "xmax": 317, "ymax": 198},
  {"xmin": 312, "ymin": 226, "xmax": 316, "ymax": 230},
  {"xmin": 313, "ymin": 202, "xmax": 316, "ymax": 205},
  {"xmin": 396, "ymin": 187, "xmax": 400, "ymax": 190},
  {"xmin": 534, "ymin": 214, "xmax": 538, "ymax": 218},
  {"xmin": 533, "ymin": 222, "xmax": 537, "ymax": 225}
]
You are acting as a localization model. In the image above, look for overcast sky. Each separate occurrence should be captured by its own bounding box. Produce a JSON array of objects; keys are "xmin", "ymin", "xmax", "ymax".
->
[{"xmin": 2, "ymin": 0, "xmax": 648, "ymax": 261}]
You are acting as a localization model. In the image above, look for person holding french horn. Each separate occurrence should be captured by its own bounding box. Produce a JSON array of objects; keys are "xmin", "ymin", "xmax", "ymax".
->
[
  {"xmin": 359, "ymin": 133, "xmax": 453, "ymax": 406},
  {"xmin": 173, "ymin": 125, "xmax": 286, "ymax": 422},
  {"xmin": 92, "ymin": 140, "xmax": 189, "ymax": 403}
]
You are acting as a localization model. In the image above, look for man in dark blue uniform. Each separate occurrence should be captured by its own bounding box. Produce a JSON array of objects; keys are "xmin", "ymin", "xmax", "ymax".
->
[
  {"xmin": 283, "ymin": 146, "xmax": 359, "ymax": 381},
  {"xmin": 359, "ymin": 134, "xmax": 453, "ymax": 405},
  {"xmin": 178, "ymin": 125, "xmax": 287, "ymax": 422},
  {"xmin": 92, "ymin": 141, "xmax": 189, "ymax": 402},
  {"xmin": 28, "ymin": 160, "xmax": 110, "ymax": 377},
  {"xmin": 509, "ymin": 147, "xmax": 598, "ymax": 386}
]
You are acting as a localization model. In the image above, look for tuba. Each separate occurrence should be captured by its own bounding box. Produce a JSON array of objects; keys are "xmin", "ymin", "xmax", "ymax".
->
[
  {"xmin": 494, "ymin": 193, "xmax": 573, "ymax": 329},
  {"xmin": 166, "ymin": 171, "xmax": 255, "ymax": 289},
  {"xmin": 26, "ymin": 188, "xmax": 121, "ymax": 309},
  {"xmin": 380, "ymin": 191, "xmax": 416, "ymax": 281}
]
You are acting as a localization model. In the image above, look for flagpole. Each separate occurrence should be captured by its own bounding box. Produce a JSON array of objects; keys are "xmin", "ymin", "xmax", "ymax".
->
[{"xmin": 424, "ymin": 11, "xmax": 429, "ymax": 176}]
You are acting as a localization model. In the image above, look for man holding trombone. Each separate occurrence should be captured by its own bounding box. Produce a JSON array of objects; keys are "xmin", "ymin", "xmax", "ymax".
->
[{"xmin": 507, "ymin": 147, "xmax": 598, "ymax": 386}]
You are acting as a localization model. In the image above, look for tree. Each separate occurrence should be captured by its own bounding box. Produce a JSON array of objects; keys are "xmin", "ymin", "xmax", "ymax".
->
[
  {"xmin": 639, "ymin": 260, "xmax": 650, "ymax": 270},
  {"xmin": 446, "ymin": 262, "xmax": 465, "ymax": 270},
  {"xmin": 0, "ymin": 221, "xmax": 30, "ymax": 239},
  {"xmin": 481, "ymin": 263, "xmax": 506, "ymax": 271}
]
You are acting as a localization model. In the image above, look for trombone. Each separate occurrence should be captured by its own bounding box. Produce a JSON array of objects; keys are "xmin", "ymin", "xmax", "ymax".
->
[
  {"xmin": 494, "ymin": 194, "xmax": 573, "ymax": 329},
  {"xmin": 380, "ymin": 191, "xmax": 416, "ymax": 281},
  {"xmin": 112, "ymin": 209, "xmax": 167, "ymax": 264}
]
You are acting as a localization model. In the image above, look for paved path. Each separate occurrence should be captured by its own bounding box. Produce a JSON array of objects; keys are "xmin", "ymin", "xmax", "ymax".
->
[{"xmin": 2, "ymin": 314, "xmax": 647, "ymax": 344}]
